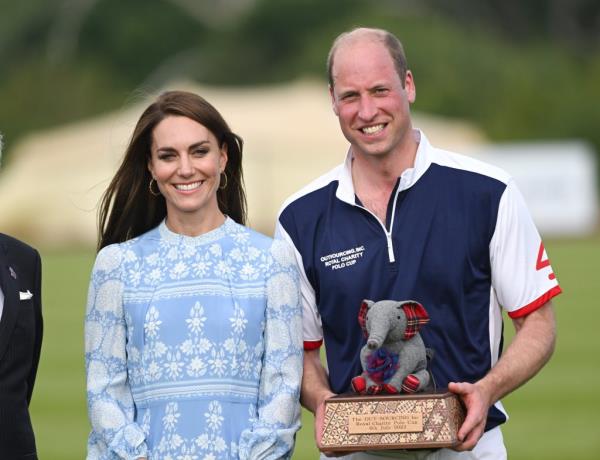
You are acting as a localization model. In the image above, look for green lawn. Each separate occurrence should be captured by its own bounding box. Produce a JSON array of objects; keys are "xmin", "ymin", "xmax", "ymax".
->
[{"xmin": 30, "ymin": 237, "xmax": 599, "ymax": 459}]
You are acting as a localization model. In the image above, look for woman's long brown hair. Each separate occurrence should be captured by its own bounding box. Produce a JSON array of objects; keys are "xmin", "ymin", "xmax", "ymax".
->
[{"xmin": 97, "ymin": 91, "xmax": 247, "ymax": 251}]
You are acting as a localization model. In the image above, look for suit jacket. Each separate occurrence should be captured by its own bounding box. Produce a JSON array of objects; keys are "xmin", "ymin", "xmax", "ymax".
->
[{"xmin": 0, "ymin": 234, "xmax": 42, "ymax": 459}]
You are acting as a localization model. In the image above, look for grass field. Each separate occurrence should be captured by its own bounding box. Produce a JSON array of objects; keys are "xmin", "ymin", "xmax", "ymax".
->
[{"xmin": 30, "ymin": 236, "xmax": 600, "ymax": 459}]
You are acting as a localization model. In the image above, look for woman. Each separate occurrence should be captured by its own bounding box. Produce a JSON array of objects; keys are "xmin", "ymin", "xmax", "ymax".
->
[{"xmin": 85, "ymin": 91, "xmax": 302, "ymax": 459}]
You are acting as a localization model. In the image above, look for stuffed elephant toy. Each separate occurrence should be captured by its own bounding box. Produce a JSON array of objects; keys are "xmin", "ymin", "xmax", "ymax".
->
[{"xmin": 351, "ymin": 299, "xmax": 431, "ymax": 395}]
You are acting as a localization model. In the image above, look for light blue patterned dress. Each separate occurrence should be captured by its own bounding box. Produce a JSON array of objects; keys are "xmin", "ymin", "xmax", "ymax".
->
[{"xmin": 85, "ymin": 218, "xmax": 303, "ymax": 459}]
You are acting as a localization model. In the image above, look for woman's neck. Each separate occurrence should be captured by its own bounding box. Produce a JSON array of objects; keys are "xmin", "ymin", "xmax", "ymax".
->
[{"xmin": 165, "ymin": 210, "xmax": 226, "ymax": 237}]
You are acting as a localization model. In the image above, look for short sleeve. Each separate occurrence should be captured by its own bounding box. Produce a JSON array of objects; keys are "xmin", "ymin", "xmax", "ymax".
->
[{"xmin": 490, "ymin": 180, "xmax": 562, "ymax": 318}]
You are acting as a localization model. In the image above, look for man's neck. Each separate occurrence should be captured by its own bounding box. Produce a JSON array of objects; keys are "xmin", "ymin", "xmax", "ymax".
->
[{"xmin": 351, "ymin": 130, "xmax": 419, "ymax": 224}]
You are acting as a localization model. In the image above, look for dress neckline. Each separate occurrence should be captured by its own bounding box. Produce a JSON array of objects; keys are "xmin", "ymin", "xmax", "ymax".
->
[{"xmin": 157, "ymin": 216, "xmax": 236, "ymax": 246}]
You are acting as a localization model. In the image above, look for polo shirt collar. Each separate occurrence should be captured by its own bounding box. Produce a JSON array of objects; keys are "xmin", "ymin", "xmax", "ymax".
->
[{"xmin": 335, "ymin": 129, "xmax": 433, "ymax": 205}]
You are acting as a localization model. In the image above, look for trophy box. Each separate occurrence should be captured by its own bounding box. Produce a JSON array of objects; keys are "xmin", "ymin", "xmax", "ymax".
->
[{"xmin": 320, "ymin": 391, "xmax": 465, "ymax": 453}]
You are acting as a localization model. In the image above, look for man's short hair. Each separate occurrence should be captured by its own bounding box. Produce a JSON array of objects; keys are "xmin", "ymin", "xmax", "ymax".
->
[{"xmin": 327, "ymin": 27, "xmax": 409, "ymax": 88}]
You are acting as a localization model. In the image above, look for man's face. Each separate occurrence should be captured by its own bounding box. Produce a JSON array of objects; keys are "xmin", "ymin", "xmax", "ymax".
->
[{"xmin": 329, "ymin": 39, "xmax": 415, "ymax": 159}]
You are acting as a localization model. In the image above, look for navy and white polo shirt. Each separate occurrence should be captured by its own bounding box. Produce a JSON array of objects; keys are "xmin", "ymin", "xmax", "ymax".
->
[{"xmin": 275, "ymin": 130, "xmax": 561, "ymax": 430}]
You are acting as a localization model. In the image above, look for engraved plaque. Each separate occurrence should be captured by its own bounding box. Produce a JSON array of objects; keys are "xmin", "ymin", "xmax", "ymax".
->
[
  {"xmin": 320, "ymin": 391, "xmax": 465, "ymax": 453},
  {"xmin": 348, "ymin": 412, "xmax": 423, "ymax": 434}
]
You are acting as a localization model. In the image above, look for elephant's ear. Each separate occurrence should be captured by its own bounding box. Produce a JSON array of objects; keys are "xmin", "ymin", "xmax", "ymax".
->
[
  {"xmin": 358, "ymin": 300, "xmax": 373, "ymax": 338},
  {"xmin": 400, "ymin": 301, "xmax": 430, "ymax": 340}
]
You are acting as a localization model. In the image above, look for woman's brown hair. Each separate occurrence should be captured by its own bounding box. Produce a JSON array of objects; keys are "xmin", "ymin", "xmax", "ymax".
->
[{"xmin": 97, "ymin": 90, "xmax": 247, "ymax": 251}]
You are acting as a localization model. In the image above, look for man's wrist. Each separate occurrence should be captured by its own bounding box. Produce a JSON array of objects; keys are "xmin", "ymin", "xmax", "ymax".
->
[
  {"xmin": 474, "ymin": 377, "xmax": 496, "ymax": 408},
  {"xmin": 312, "ymin": 390, "xmax": 336, "ymax": 414},
  {"xmin": 319, "ymin": 391, "xmax": 336, "ymax": 405}
]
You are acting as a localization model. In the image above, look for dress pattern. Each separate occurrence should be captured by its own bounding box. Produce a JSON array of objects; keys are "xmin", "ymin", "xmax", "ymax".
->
[{"xmin": 85, "ymin": 218, "xmax": 302, "ymax": 459}]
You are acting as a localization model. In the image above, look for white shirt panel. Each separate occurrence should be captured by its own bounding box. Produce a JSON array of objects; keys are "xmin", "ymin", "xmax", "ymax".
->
[{"xmin": 490, "ymin": 180, "xmax": 559, "ymax": 315}]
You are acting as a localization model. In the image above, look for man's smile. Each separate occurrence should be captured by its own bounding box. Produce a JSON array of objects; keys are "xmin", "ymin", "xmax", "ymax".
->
[{"xmin": 360, "ymin": 124, "xmax": 386, "ymax": 135}]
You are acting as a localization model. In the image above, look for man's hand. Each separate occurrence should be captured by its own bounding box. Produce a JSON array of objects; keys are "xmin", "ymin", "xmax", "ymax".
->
[
  {"xmin": 314, "ymin": 393, "xmax": 328, "ymax": 448},
  {"xmin": 449, "ymin": 301, "xmax": 556, "ymax": 452},
  {"xmin": 316, "ymin": 392, "xmax": 352, "ymax": 458},
  {"xmin": 448, "ymin": 381, "xmax": 491, "ymax": 451}
]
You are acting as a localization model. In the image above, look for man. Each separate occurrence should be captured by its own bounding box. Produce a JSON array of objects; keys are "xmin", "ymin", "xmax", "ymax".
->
[
  {"xmin": 0, "ymin": 133, "xmax": 43, "ymax": 459},
  {"xmin": 275, "ymin": 28, "xmax": 560, "ymax": 459}
]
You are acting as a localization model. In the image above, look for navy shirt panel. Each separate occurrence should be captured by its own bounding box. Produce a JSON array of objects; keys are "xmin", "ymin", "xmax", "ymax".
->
[{"xmin": 280, "ymin": 164, "xmax": 506, "ymax": 397}]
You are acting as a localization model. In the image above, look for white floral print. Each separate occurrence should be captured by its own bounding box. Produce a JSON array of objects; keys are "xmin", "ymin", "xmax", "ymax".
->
[{"xmin": 85, "ymin": 218, "xmax": 302, "ymax": 459}]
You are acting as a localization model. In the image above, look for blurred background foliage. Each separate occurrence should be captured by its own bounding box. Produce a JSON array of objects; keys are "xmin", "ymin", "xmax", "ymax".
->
[{"xmin": 1, "ymin": 0, "xmax": 600, "ymax": 162}]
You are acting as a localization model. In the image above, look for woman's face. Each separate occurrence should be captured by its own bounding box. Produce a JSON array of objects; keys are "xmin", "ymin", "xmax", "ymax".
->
[{"xmin": 148, "ymin": 115, "xmax": 227, "ymax": 225}]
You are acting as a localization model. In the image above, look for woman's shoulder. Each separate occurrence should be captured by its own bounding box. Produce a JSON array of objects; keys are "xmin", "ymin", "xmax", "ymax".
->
[
  {"xmin": 226, "ymin": 219, "xmax": 295, "ymax": 260},
  {"xmin": 239, "ymin": 225, "xmax": 297, "ymax": 267},
  {"xmin": 226, "ymin": 219, "xmax": 272, "ymax": 247},
  {"xmin": 93, "ymin": 226, "xmax": 160, "ymax": 272},
  {"xmin": 100, "ymin": 225, "xmax": 161, "ymax": 254},
  {"xmin": 93, "ymin": 239, "xmax": 131, "ymax": 272}
]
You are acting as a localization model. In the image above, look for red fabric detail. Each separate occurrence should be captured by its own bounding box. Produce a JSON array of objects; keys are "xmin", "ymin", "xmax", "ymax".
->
[
  {"xmin": 536, "ymin": 242, "xmax": 551, "ymax": 270},
  {"xmin": 358, "ymin": 300, "xmax": 369, "ymax": 338},
  {"xmin": 366, "ymin": 348, "xmax": 399, "ymax": 384},
  {"xmin": 382, "ymin": 384, "xmax": 399, "ymax": 394},
  {"xmin": 366, "ymin": 385, "xmax": 382, "ymax": 395},
  {"xmin": 536, "ymin": 241, "xmax": 557, "ymax": 281},
  {"xmin": 401, "ymin": 374, "xmax": 420, "ymax": 393},
  {"xmin": 401, "ymin": 302, "xmax": 430, "ymax": 340},
  {"xmin": 351, "ymin": 376, "xmax": 367, "ymax": 394},
  {"xmin": 303, "ymin": 340, "xmax": 323, "ymax": 351},
  {"xmin": 508, "ymin": 285, "xmax": 562, "ymax": 319}
]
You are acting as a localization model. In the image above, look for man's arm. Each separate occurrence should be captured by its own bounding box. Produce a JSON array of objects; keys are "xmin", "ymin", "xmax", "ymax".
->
[{"xmin": 449, "ymin": 300, "xmax": 556, "ymax": 451}]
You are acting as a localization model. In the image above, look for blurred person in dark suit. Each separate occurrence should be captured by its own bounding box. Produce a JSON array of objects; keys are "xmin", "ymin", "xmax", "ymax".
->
[{"xmin": 0, "ymin": 132, "xmax": 43, "ymax": 459}]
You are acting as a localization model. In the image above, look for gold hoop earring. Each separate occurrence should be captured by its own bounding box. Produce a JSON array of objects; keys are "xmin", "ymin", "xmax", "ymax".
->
[
  {"xmin": 149, "ymin": 178, "xmax": 161, "ymax": 196},
  {"xmin": 219, "ymin": 171, "xmax": 228, "ymax": 190}
]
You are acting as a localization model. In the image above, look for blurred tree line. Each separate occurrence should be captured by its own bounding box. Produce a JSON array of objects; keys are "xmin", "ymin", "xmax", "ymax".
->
[{"xmin": 1, "ymin": 0, "xmax": 599, "ymax": 159}]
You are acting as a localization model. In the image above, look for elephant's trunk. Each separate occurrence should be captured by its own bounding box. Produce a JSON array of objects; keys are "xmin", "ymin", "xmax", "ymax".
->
[
  {"xmin": 366, "ymin": 322, "xmax": 389, "ymax": 349},
  {"xmin": 367, "ymin": 339, "xmax": 380, "ymax": 349},
  {"xmin": 367, "ymin": 308, "xmax": 393, "ymax": 350}
]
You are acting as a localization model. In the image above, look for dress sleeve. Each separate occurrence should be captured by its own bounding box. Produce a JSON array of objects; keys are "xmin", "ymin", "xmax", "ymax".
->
[
  {"xmin": 85, "ymin": 244, "xmax": 148, "ymax": 459},
  {"xmin": 238, "ymin": 239, "xmax": 303, "ymax": 460},
  {"xmin": 274, "ymin": 220, "xmax": 323, "ymax": 350}
]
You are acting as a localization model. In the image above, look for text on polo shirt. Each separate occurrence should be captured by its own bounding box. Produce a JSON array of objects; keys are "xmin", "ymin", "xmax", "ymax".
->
[{"xmin": 320, "ymin": 246, "xmax": 365, "ymax": 271}]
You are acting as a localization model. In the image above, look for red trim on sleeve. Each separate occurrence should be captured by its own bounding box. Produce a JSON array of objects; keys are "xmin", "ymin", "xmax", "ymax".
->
[
  {"xmin": 508, "ymin": 285, "xmax": 562, "ymax": 319},
  {"xmin": 304, "ymin": 340, "xmax": 323, "ymax": 351}
]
